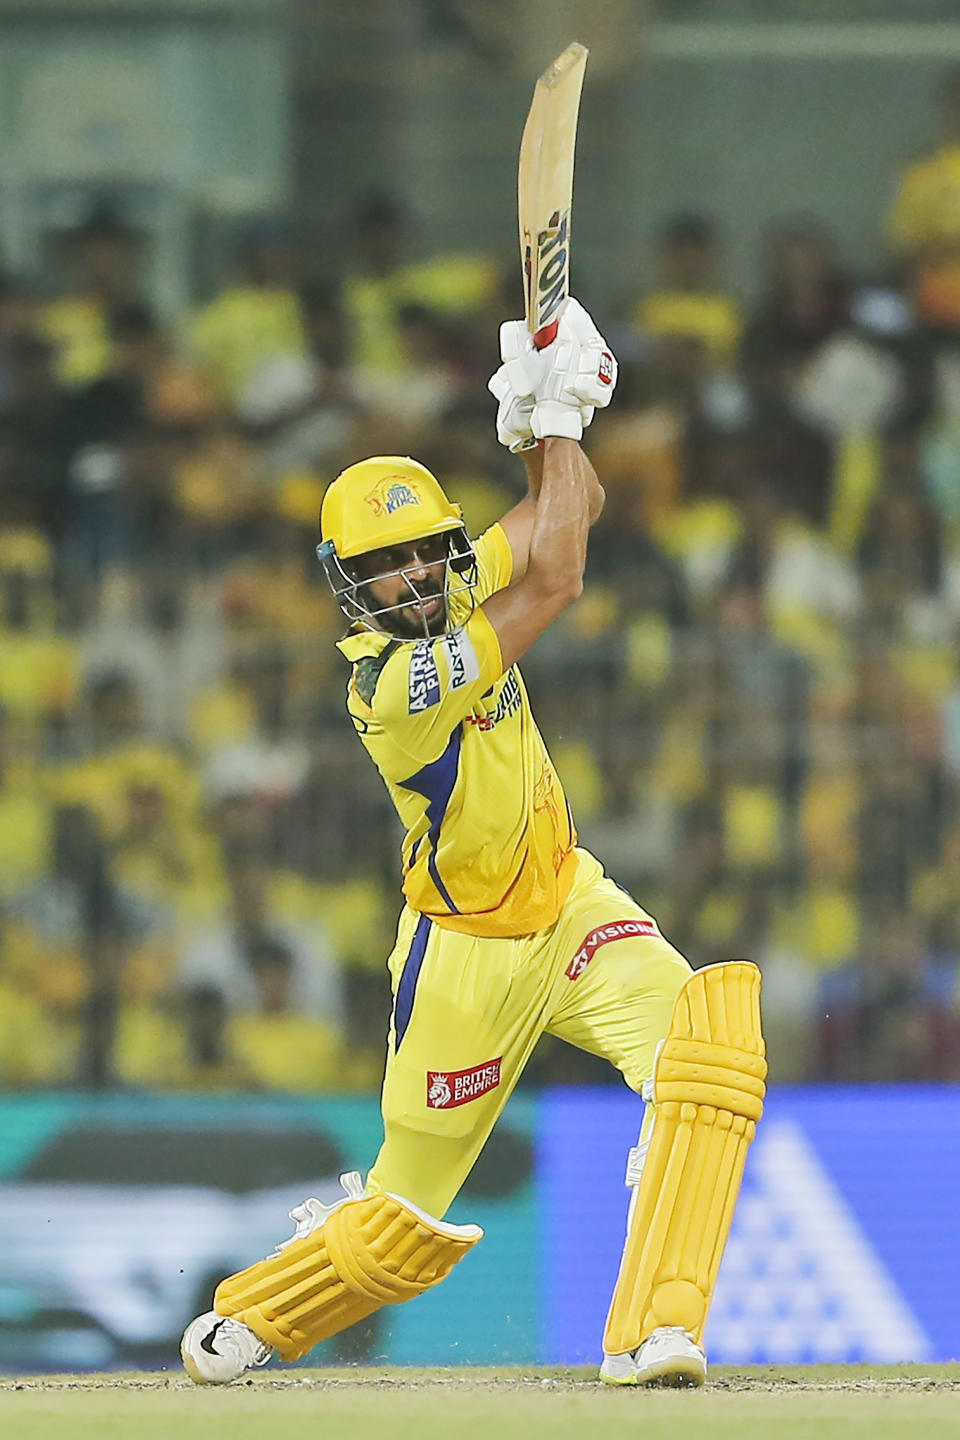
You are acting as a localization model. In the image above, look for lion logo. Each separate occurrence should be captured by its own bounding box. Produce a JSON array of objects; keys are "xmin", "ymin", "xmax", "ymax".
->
[
  {"xmin": 365, "ymin": 478, "xmax": 421, "ymax": 517},
  {"xmin": 428, "ymin": 1073, "xmax": 452, "ymax": 1108},
  {"xmin": 534, "ymin": 762, "xmax": 570, "ymax": 874}
]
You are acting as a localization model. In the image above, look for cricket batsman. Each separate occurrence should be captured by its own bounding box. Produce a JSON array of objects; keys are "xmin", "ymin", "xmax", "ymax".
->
[{"xmin": 181, "ymin": 298, "xmax": 766, "ymax": 1388}]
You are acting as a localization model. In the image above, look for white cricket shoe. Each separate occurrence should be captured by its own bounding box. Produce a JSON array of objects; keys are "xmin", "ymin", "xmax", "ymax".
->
[
  {"xmin": 599, "ymin": 1325, "xmax": 707, "ymax": 1388},
  {"xmin": 181, "ymin": 1310, "xmax": 273, "ymax": 1384}
]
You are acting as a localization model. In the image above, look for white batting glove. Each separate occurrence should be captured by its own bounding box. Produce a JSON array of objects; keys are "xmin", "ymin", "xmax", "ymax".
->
[
  {"xmin": 487, "ymin": 320, "xmax": 544, "ymax": 452},
  {"xmin": 488, "ymin": 366, "xmax": 536, "ymax": 452},
  {"xmin": 531, "ymin": 298, "xmax": 618, "ymax": 442}
]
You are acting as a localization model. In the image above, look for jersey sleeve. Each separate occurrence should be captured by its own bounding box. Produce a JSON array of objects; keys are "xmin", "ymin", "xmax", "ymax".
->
[
  {"xmin": 369, "ymin": 608, "xmax": 505, "ymax": 768},
  {"xmin": 472, "ymin": 522, "xmax": 514, "ymax": 604}
]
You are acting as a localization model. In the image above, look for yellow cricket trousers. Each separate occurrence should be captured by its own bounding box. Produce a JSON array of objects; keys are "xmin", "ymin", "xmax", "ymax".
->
[{"xmin": 366, "ymin": 848, "xmax": 691, "ymax": 1217}]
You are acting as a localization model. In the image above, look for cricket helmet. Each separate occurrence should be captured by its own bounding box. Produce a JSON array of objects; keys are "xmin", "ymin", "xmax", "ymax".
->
[
  {"xmin": 319, "ymin": 456, "xmax": 465, "ymax": 557},
  {"xmin": 316, "ymin": 456, "xmax": 477, "ymax": 636}
]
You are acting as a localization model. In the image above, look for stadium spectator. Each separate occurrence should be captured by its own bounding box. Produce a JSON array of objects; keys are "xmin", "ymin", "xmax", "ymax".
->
[
  {"xmin": 177, "ymin": 856, "xmax": 344, "ymax": 1022},
  {"xmin": 341, "ymin": 191, "xmax": 501, "ymax": 377},
  {"xmin": 0, "ymin": 335, "xmax": 69, "ymax": 532},
  {"xmin": 176, "ymin": 983, "xmax": 254, "ymax": 1089},
  {"xmin": 188, "ymin": 215, "xmax": 307, "ymax": 405},
  {"xmin": 634, "ymin": 213, "xmax": 742, "ymax": 370},
  {"xmin": 229, "ymin": 936, "xmax": 345, "ymax": 1091},
  {"xmin": 39, "ymin": 205, "xmax": 148, "ymax": 388},
  {"xmin": 236, "ymin": 281, "xmax": 362, "ymax": 481},
  {"xmin": 819, "ymin": 913, "xmax": 960, "ymax": 1080},
  {"xmin": 888, "ymin": 63, "xmax": 960, "ymax": 331},
  {"xmin": 742, "ymin": 220, "xmax": 851, "ymax": 390},
  {"xmin": 0, "ymin": 166, "xmax": 957, "ymax": 1089}
]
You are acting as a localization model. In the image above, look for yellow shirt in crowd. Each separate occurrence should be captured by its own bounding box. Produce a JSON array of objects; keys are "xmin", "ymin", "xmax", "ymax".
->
[
  {"xmin": 39, "ymin": 296, "xmax": 113, "ymax": 386},
  {"xmin": 344, "ymin": 253, "xmax": 499, "ymax": 374},
  {"xmin": 889, "ymin": 142, "xmax": 960, "ymax": 255},
  {"xmin": 635, "ymin": 290, "xmax": 742, "ymax": 366},
  {"xmin": 889, "ymin": 142, "xmax": 960, "ymax": 326},
  {"xmin": 188, "ymin": 285, "xmax": 306, "ymax": 402}
]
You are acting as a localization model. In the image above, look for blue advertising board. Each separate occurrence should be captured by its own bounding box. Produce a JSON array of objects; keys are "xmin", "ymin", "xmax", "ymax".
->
[
  {"xmin": 539, "ymin": 1086, "xmax": 960, "ymax": 1365},
  {"xmin": 0, "ymin": 1086, "xmax": 956, "ymax": 1371}
]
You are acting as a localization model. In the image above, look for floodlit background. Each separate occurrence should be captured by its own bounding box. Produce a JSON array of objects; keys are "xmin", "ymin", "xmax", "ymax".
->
[{"xmin": 0, "ymin": 0, "xmax": 959, "ymax": 1373}]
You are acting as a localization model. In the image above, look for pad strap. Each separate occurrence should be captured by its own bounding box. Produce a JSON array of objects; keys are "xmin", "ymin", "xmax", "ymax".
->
[{"xmin": 215, "ymin": 1191, "xmax": 482, "ymax": 1361}]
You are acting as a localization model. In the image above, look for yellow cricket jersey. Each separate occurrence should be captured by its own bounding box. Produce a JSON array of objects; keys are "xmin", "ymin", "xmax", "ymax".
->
[
  {"xmin": 888, "ymin": 143, "xmax": 960, "ymax": 255},
  {"xmin": 888, "ymin": 144, "xmax": 960, "ymax": 326},
  {"xmin": 336, "ymin": 524, "xmax": 578, "ymax": 938},
  {"xmin": 634, "ymin": 290, "xmax": 742, "ymax": 366},
  {"xmin": 40, "ymin": 296, "xmax": 112, "ymax": 387},
  {"xmin": 344, "ymin": 254, "xmax": 500, "ymax": 375},
  {"xmin": 187, "ymin": 285, "xmax": 306, "ymax": 402}
]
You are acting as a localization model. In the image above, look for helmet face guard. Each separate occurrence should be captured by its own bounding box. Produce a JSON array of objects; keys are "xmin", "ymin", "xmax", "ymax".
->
[{"xmin": 317, "ymin": 525, "xmax": 478, "ymax": 639}]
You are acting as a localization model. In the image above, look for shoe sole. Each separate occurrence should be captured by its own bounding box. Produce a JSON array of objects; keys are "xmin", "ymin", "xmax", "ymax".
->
[
  {"xmin": 637, "ymin": 1358, "xmax": 706, "ymax": 1388},
  {"xmin": 599, "ymin": 1356, "xmax": 707, "ymax": 1388}
]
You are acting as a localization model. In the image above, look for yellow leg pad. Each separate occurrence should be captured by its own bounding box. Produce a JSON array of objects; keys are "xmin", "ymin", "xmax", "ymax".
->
[
  {"xmin": 603, "ymin": 961, "xmax": 766, "ymax": 1356},
  {"xmin": 214, "ymin": 1193, "xmax": 482, "ymax": 1361}
]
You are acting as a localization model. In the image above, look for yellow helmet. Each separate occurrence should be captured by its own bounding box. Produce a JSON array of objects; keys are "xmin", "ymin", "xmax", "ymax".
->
[
  {"xmin": 320, "ymin": 456, "xmax": 463, "ymax": 559},
  {"xmin": 316, "ymin": 456, "xmax": 477, "ymax": 636}
]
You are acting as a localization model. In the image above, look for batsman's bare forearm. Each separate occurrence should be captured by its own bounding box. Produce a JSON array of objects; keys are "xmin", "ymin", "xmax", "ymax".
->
[
  {"xmin": 521, "ymin": 444, "xmax": 544, "ymax": 500},
  {"xmin": 578, "ymin": 443, "xmax": 605, "ymax": 522},
  {"xmin": 484, "ymin": 439, "xmax": 593, "ymax": 667},
  {"xmin": 521, "ymin": 440, "xmax": 604, "ymax": 520},
  {"xmin": 517, "ymin": 437, "xmax": 590, "ymax": 603}
]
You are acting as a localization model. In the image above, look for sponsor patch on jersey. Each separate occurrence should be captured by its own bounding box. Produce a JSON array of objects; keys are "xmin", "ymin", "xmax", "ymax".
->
[
  {"xmin": 442, "ymin": 629, "xmax": 480, "ymax": 691},
  {"xmin": 566, "ymin": 918, "xmax": 660, "ymax": 981},
  {"xmin": 408, "ymin": 642, "xmax": 441, "ymax": 713},
  {"xmin": 465, "ymin": 668, "xmax": 521, "ymax": 730},
  {"xmin": 427, "ymin": 1057, "xmax": 502, "ymax": 1109},
  {"xmin": 598, "ymin": 350, "xmax": 615, "ymax": 386}
]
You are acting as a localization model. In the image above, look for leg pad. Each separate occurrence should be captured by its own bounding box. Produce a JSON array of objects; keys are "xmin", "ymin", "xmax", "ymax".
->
[
  {"xmin": 604, "ymin": 961, "xmax": 766, "ymax": 1356},
  {"xmin": 215, "ymin": 1191, "xmax": 482, "ymax": 1361}
]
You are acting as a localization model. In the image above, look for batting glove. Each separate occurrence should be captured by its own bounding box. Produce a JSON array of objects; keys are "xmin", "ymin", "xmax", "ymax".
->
[
  {"xmin": 530, "ymin": 297, "xmax": 618, "ymax": 442},
  {"xmin": 487, "ymin": 320, "xmax": 544, "ymax": 452}
]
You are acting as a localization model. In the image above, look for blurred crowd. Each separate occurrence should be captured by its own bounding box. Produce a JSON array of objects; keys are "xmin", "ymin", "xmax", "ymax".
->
[{"xmin": 6, "ymin": 69, "xmax": 960, "ymax": 1091}]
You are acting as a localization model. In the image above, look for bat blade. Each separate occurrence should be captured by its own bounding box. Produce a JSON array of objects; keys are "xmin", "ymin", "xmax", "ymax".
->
[{"xmin": 518, "ymin": 41, "xmax": 588, "ymax": 349}]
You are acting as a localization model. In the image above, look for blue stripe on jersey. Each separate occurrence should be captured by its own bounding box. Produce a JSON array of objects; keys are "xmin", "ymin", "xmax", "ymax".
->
[
  {"xmin": 400, "ymin": 727, "xmax": 463, "ymax": 914},
  {"xmin": 394, "ymin": 913, "xmax": 431, "ymax": 1050}
]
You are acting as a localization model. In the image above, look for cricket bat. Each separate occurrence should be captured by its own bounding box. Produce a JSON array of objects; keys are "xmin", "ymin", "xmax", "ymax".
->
[{"xmin": 518, "ymin": 41, "xmax": 589, "ymax": 350}]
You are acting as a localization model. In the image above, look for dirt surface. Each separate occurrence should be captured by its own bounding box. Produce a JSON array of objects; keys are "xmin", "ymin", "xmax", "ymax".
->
[
  {"xmin": 4, "ymin": 1366, "xmax": 960, "ymax": 1440},
  {"xmin": 2, "ymin": 1362, "xmax": 960, "ymax": 1393}
]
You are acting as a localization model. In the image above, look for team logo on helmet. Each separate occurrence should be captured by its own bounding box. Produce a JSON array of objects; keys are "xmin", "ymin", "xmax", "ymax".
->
[{"xmin": 365, "ymin": 477, "xmax": 422, "ymax": 517}]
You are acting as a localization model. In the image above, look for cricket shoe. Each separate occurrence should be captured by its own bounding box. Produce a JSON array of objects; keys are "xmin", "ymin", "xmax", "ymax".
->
[
  {"xmin": 181, "ymin": 1310, "xmax": 273, "ymax": 1384},
  {"xmin": 599, "ymin": 1326, "xmax": 707, "ymax": 1388}
]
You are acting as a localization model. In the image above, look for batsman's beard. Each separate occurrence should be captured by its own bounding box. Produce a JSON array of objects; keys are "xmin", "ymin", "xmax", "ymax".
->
[{"xmin": 393, "ymin": 585, "xmax": 447, "ymax": 638}]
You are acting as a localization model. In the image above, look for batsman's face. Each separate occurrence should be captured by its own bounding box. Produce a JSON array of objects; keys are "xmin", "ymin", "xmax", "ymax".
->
[{"xmin": 354, "ymin": 534, "xmax": 449, "ymax": 637}]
